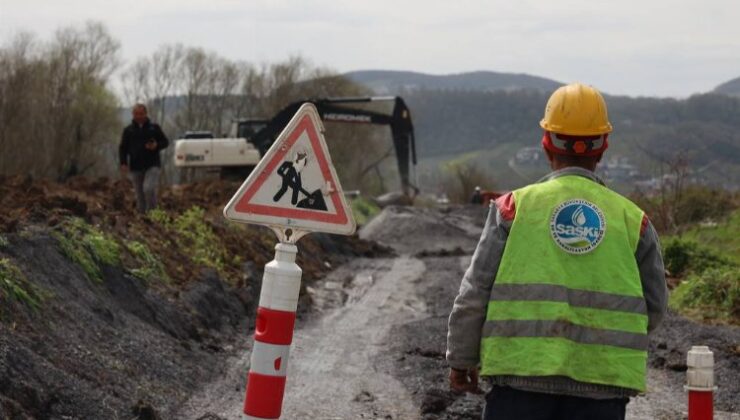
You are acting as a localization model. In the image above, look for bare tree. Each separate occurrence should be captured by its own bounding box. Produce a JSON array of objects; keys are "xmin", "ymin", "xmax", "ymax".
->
[
  {"xmin": 441, "ymin": 159, "xmax": 493, "ymax": 203},
  {"xmin": 150, "ymin": 44, "xmax": 183, "ymax": 125},
  {"xmin": 0, "ymin": 22, "xmax": 121, "ymax": 179}
]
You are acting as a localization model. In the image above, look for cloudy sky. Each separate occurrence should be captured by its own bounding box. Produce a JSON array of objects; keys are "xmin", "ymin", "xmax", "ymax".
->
[{"xmin": 1, "ymin": 0, "xmax": 738, "ymax": 97}]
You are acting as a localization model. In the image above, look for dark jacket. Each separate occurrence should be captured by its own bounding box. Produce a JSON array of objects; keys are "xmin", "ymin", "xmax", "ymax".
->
[{"xmin": 119, "ymin": 119, "xmax": 169, "ymax": 171}]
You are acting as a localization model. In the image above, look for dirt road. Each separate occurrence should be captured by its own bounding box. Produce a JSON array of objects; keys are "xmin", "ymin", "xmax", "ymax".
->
[{"xmin": 181, "ymin": 205, "xmax": 739, "ymax": 420}]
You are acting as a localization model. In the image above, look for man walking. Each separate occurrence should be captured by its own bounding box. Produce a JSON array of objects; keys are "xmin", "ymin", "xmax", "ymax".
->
[
  {"xmin": 447, "ymin": 83, "xmax": 667, "ymax": 420},
  {"xmin": 119, "ymin": 103, "xmax": 169, "ymax": 213}
]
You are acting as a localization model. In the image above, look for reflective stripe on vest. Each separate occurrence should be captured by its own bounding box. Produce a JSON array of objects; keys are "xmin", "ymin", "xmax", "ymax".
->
[{"xmin": 480, "ymin": 175, "xmax": 648, "ymax": 391}]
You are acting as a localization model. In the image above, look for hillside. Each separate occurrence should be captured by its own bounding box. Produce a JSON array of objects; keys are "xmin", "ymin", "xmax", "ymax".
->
[
  {"xmin": 344, "ymin": 70, "xmax": 562, "ymax": 94},
  {"xmin": 714, "ymin": 76, "xmax": 740, "ymax": 97},
  {"xmin": 391, "ymin": 89, "xmax": 740, "ymax": 191}
]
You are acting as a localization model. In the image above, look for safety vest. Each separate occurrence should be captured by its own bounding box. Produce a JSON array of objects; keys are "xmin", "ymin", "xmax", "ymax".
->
[{"xmin": 480, "ymin": 175, "xmax": 648, "ymax": 391}]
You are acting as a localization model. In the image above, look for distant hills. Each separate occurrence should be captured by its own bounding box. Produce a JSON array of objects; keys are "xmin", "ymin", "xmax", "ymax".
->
[
  {"xmin": 344, "ymin": 70, "xmax": 562, "ymax": 94},
  {"xmin": 714, "ymin": 77, "xmax": 740, "ymax": 97},
  {"xmin": 342, "ymin": 69, "xmax": 740, "ymax": 191}
]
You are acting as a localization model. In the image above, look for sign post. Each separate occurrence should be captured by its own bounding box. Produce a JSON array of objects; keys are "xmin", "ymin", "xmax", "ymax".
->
[{"xmin": 223, "ymin": 103, "xmax": 356, "ymax": 419}]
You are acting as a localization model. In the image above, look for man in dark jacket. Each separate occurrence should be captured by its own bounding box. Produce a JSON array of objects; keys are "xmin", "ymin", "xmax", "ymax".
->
[{"xmin": 119, "ymin": 103, "xmax": 169, "ymax": 213}]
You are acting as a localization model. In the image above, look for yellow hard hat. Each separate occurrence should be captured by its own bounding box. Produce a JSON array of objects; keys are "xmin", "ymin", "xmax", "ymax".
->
[{"xmin": 540, "ymin": 83, "xmax": 612, "ymax": 136}]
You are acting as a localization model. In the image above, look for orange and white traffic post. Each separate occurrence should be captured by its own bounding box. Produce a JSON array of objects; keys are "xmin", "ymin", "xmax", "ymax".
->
[
  {"xmin": 224, "ymin": 103, "xmax": 356, "ymax": 419},
  {"xmin": 685, "ymin": 345, "xmax": 716, "ymax": 420}
]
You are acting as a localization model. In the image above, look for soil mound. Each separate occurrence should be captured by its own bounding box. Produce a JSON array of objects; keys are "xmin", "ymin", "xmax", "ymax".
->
[
  {"xmin": 0, "ymin": 175, "xmax": 388, "ymax": 418},
  {"xmin": 360, "ymin": 205, "xmax": 488, "ymax": 254}
]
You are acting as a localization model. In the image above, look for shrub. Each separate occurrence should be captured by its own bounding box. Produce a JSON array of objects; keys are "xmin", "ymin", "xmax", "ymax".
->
[
  {"xmin": 670, "ymin": 266, "xmax": 740, "ymax": 324},
  {"xmin": 662, "ymin": 238, "xmax": 734, "ymax": 277}
]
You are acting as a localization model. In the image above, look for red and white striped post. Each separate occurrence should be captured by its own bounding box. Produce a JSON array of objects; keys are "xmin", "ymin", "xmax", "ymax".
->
[
  {"xmin": 685, "ymin": 345, "xmax": 715, "ymax": 420},
  {"xmin": 243, "ymin": 242, "xmax": 302, "ymax": 419}
]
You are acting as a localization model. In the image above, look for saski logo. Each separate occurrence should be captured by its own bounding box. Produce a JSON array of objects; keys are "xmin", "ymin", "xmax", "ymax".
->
[{"xmin": 550, "ymin": 199, "xmax": 606, "ymax": 254}]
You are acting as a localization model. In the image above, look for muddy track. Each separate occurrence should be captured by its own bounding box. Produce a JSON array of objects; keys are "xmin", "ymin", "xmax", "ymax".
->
[{"xmin": 180, "ymin": 205, "xmax": 739, "ymax": 419}]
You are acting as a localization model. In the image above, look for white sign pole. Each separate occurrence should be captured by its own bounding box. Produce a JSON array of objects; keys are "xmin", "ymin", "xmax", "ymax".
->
[{"xmin": 242, "ymin": 239, "xmax": 302, "ymax": 420}]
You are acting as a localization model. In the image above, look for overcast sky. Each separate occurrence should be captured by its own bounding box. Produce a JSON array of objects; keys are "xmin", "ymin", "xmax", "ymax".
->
[{"xmin": 1, "ymin": 0, "xmax": 738, "ymax": 97}]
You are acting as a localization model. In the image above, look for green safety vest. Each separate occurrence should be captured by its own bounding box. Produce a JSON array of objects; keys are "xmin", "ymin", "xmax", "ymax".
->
[{"xmin": 480, "ymin": 175, "xmax": 648, "ymax": 391}]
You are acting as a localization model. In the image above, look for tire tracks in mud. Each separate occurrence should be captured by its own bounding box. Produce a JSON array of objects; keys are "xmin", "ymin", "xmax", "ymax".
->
[
  {"xmin": 282, "ymin": 257, "xmax": 426, "ymax": 419},
  {"xmin": 177, "ymin": 257, "xmax": 429, "ymax": 420}
]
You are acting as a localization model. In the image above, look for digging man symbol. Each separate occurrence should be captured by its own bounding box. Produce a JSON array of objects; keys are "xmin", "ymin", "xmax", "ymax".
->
[{"xmin": 272, "ymin": 150, "xmax": 328, "ymax": 211}]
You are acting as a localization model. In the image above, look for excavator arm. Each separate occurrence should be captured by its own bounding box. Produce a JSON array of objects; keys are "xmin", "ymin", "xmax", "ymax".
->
[{"xmin": 249, "ymin": 96, "xmax": 418, "ymax": 196}]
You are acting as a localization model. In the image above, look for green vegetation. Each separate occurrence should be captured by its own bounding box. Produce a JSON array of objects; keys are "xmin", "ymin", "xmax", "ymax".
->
[
  {"xmin": 152, "ymin": 206, "xmax": 229, "ymax": 276},
  {"xmin": 350, "ymin": 197, "xmax": 381, "ymax": 226},
  {"xmin": 53, "ymin": 218, "xmax": 120, "ymax": 282},
  {"xmin": 663, "ymin": 238, "xmax": 735, "ymax": 278},
  {"xmin": 677, "ymin": 209, "xmax": 740, "ymax": 263},
  {"xmin": 665, "ymin": 215, "xmax": 740, "ymax": 324},
  {"xmin": 0, "ymin": 258, "xmax": 41, "ymax": 311},
  {"xmin": 147, "ymin": 208, "xmax": 171, "ymax": 226},
  {"xmin": 670, "ymin": 266, "xmax": 739, "ymax": 325},
  {"xmin": 0, "ymin": 235, "xmax": 8, "ymax": 249},
  {"xmin": 125, "ymin": 240, "xmax": 169, "ymax": 283},
  {"xmin": 173, "ymin": 207, "xmax": 229, "ymax": 273}
]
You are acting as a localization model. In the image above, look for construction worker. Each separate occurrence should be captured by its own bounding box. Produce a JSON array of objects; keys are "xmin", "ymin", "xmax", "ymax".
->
[
  {"xmin": 119, "ymin": 103, "xmax": 169, "ymax": 213},
  {"xmin": 446, "ymin": 83, "xmax": 667, "ymax": 420}
]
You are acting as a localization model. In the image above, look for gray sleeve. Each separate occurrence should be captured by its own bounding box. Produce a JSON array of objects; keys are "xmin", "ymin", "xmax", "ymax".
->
[
  {"xmin": 636, "ymin": 220, "xmax": 668, "ymax": 332},
  {"xmin": 446, "ymin": 206, "xmax": 510, "ymax": 369}
]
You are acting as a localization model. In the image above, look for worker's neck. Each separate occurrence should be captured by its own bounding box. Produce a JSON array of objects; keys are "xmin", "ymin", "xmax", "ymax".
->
[
  {"xmin": 550, "ymin": 162, "xmax": 597, "ymax": 172},
  {"xmin": 545, "ymin": 150, "xmax": 600, "ymax": 172}
]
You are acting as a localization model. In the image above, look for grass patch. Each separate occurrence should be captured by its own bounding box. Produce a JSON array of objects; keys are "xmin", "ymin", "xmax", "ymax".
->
[
  {"xmin": 677, "ymin": 209, "xmax": 740, "ymax": 263},
  {"xmin": 53, "ymin": 217, "xmax": 120, "ymax": 282},
  {"xmin": 150, "ymin": 206, "xmax": 230, "ymax": 277},
  {"xmin": 147, "ymin": 208, "xmax": 172, "ymax": 227},
  {"xmin": 0, "ymin": 257, "xmax": 42, "ymax": 311},
  {"xmin": 670, "ymin": 266, "xmax": 740, "ymax": 325},
  {"xmin": 124, "ymin": 240, "xmax": 169, "ymax": 283},
  {"xmin": 664, "ymin": 232, "xmax": 739, "ymax": 324},
  {"xmin": 172, "ymin": 207, "xmax": 229, "ymax": 273},
  {"xmin": 663, "ymin": 238, "xmax": 735, "ymax": 277},
  {"xmin": 350, "ymin": 197, "xmax": 381, "ymax": 226}
]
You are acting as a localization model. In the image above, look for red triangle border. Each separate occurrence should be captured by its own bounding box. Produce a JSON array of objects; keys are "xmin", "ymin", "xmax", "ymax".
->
[{"xmin": 233, "ymin": 114, "xmax": 349, "ymax": 225}]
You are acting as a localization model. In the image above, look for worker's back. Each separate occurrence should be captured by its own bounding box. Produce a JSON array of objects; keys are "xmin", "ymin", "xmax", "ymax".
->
[{"xmin": 480, "ymin": 174, "xmax": 649, "ymax": 392}]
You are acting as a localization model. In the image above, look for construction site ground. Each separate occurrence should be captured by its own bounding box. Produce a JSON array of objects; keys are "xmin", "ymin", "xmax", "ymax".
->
[
  {"xmin": 180, "ymin": 205, "xmax": 740, "ymax": 420},
  {"xmin": 0, "ymin": 177, "xmax": 738, "ymax": 419}
]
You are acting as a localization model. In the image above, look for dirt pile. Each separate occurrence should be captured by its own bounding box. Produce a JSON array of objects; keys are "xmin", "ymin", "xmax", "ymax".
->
[
  {"xmin": 0, "ymin": 175, "xmax": 388, "ymax": 418},
  {"xmin": 0, "ymin": 175, "xmax": 387, "ymax": 284},
  {"xmin": 360, "ymin": 205, "xmax": 487, "ymax": 254}
]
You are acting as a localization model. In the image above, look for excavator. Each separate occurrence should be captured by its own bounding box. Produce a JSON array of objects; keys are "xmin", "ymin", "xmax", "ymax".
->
[{"xmin": 174, "ymin": 96, "xmax": 418, "ymax": 199}]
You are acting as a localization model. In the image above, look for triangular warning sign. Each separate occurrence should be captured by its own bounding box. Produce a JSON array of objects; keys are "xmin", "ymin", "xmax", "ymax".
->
[{"xmin": 223, "ymin": 103, "xmax": 356, "ymax": 236}]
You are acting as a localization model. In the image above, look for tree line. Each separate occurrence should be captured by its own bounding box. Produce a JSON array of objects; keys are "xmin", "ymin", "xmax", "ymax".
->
[{"xmin": 0, "ymin": 21, "xmax": 395, "ymax": 194}]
